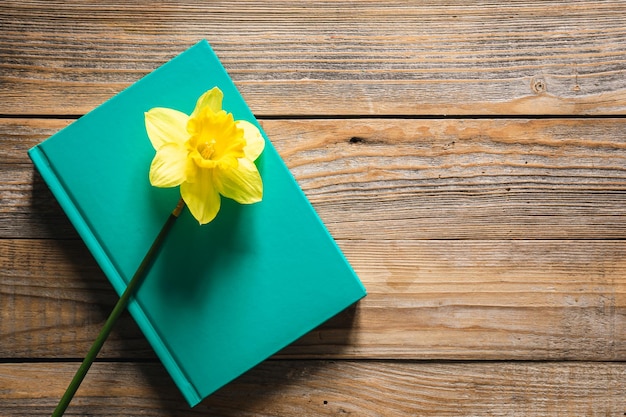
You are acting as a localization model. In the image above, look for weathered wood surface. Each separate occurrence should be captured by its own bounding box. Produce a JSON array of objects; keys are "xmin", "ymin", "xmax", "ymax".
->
[
  {"xmin": 2, "ymin": 237, "xmax": 625, "ymax": 360},
  {"xmin": 2, "ymin": 361, "xmax": 625, "ymax": 416},
  {"xmin": 3, "ymin": 117, "xmax": 626, "ymax": 240},
  {"xmin": 2, "ymin": 118, "xmax": 626, "ymax": 363},
  {"xmin": 2, "ymin": 1, "xmax": 626, "ymax": 116},
  {"xmin": 2, "ymin": 0, "xmax": 626, "ymax": 415}
]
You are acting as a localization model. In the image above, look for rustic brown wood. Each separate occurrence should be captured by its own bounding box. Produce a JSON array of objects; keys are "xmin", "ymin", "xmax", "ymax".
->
[
  {"xmin": 266, "ymin": 117, "xmax": 626, "ymax": 240},
  {"xmin": 3, "ymin": 1, "xmax": 626, "ymax": 414},
  {"xmin": 3, "ymin": 117, "xmax": 626, "ymax": 240},
  {"xmin": 1, "ymin": 361, "xmax": 625, "ymax": 416},
  {"xmin": 2, "ymin": 238, "xmax": 625, "ymax": 360},
  {"xmin": 2, "ymin": 1, "xmax": 626, "ymax": 116}
]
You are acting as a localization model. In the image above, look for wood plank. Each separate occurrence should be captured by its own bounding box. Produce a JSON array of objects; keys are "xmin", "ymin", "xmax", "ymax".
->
[
  {"xmin": 0, "ymin": 118, "xmax": 77, "ymax": 238},
  {"xmin": 2, "ymin": 1, "xmax": 626, "ymax": 115},
  {"xmin": 2, "ymin": 238, "xmax": 624, "ymax": 360},
  {"xmin": 268, "ymin": 117, "xmax": 626, "ymax": 240},
  {"xmin": 3, "ymin": 117, "xmax": 626, "ymax": 239},
  {"xmin": 1, "ymin": 361, "xmax": 624, "ymax": 416},
  {"xmin": 0, "ymin": 238, "xmax": 153, "ymax": 359}
]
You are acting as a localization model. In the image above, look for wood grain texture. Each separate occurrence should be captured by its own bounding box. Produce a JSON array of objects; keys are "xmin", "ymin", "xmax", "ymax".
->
[
  {"xmin": 1, "ymin": 361, "xmax": 625, "ymax": 416},
  {"xmin": 3, "ymin": 2, "xmax": 626, "ymax": 413},
  {"xmin": 2, "ymin": 1, "xmax": 626, "ymax": 115},
  {"xmin": 266, "ymin": 117, "xmax": 626, "ymax": 240},
  {"xmin": 3, "ymin": 117, "xmax": 624, "ymax": 362},
  {"xmin": 3, "ymin": 117, "xmax": 625, "ymax": 239},
  {"xmin": 2, "ymin": 238, "xmax": 625, "ymax": 360}
]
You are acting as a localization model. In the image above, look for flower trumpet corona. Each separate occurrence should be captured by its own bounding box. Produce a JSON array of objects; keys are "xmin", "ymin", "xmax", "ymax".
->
[{"xmin": 145, "ymin": 87, "xmax": 265, "ymax": 224}]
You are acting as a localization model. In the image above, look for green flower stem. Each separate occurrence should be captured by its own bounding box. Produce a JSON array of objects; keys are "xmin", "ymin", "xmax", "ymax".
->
[{"xmin": 52, "ymin": 198, "xmax": 186, "ymax": 417}]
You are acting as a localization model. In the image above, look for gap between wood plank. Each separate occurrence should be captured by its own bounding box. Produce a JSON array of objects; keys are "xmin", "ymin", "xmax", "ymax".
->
[{"xmin": 2, "ymin": 114, "xmax": 626, "ymax": 120}]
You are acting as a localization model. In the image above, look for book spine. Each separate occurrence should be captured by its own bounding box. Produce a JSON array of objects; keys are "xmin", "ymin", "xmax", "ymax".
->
[{"xmin": 28, "ymin": 145, "xmax": 201, "ymax": 406}]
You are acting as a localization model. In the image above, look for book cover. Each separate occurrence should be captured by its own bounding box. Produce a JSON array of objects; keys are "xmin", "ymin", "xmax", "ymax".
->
[{"xmin": 28, "ymin": 40, "xmax": 366, "ymax": 406}]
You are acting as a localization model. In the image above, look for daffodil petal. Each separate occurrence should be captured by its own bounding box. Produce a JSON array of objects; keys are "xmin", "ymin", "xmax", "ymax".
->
[
  {"xmin": 145, "ymin": 108, "xmax": 189, "ymax": 150},
  {"xmin": 190, "ymin": 87, "xmax": 223, "ymax": 120},
  {"xmin": 181, "ymin": 169, "xmax": 221, "ymax": 225},
  {"xmin": 216, "ymin": 158, "xmax": 263, "ymax": 204},
  {"xmin": 149, "ymin": 142, "xmax": 188, "ymax": 187},
  {"xmin": 236, "ymin": 120, "xmax": 265, "ymax": 161}
]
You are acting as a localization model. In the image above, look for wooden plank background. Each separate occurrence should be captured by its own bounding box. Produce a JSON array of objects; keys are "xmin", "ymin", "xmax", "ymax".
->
[
  {"xmin": 1, "ymin": 1, "xmax": 625, "ymax": 415},
  {"xmin": 3, "ymin": 1, "xmax": 626, "ymax": 116}
]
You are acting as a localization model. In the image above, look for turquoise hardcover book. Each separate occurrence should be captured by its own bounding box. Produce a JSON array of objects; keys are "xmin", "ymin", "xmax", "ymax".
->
[{"xmin": 28, "ymin": 40, "xmax": 366, "ymax": 406}]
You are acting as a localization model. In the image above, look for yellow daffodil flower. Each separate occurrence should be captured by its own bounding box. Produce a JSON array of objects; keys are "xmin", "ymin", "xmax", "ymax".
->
[{"xmin": 145, "ymin": 87, "xmax": 265, "ymax": 224}]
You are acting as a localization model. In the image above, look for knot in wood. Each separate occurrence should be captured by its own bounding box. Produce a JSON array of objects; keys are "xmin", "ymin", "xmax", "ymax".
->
[{"xmin": 531, "ymin": 77, "xmax": 547, "ymax": 94}]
